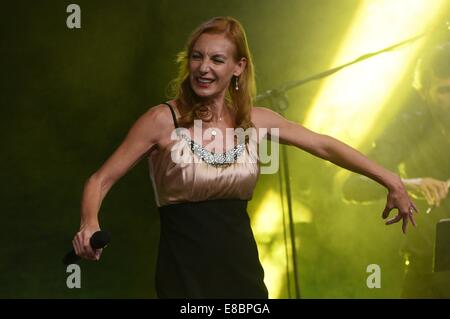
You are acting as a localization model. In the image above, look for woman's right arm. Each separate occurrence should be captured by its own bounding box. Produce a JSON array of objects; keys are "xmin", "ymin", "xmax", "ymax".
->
[{"xmin": 72, "ymin": 104, "xmax": 170, "ymax": 261}]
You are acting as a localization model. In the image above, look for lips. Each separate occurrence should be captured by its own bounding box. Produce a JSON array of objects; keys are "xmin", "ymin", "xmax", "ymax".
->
[{"xmin": 196, "ymin": 77, "xmax": 215, "ymax": 87}]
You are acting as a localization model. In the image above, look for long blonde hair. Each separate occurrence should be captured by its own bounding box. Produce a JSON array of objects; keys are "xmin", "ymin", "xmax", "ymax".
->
[{"xmin": 168, "ymin": 16, "xmax": 256, "ymax": 130}]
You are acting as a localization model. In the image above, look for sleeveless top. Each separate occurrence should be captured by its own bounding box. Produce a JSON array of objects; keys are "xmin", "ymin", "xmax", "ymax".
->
[{"xmin": 147, "ymin": 102, "xmax": 260, "ymax": 207}]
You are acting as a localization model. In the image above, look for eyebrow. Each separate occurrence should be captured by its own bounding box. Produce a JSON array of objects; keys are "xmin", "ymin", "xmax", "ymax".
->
[{"xmin": 192, "ymin": 51, "xmax": 228, "ymax": 59}]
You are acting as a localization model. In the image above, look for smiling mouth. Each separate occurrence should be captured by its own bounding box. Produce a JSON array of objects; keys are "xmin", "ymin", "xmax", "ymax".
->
[{"xmin": 196, "ymin": 77, "xmax": 215, "ymax": 87}]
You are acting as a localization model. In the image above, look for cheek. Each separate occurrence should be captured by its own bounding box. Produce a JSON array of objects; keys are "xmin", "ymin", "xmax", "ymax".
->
[
  {"xmin": 216, "ymin": 68, "xmax": 234, "ymax": 83},
  {"xmin": 189, "ymin": 60, "xmax": 200, "ymax": 72},
  {"xmin": 216, "ymin": 75, "xmax": 233, "ymax": 89},
  {"xmin": 188, "ymin": 63, "xmax": 198, "ymax": 78},
  {"xmin": 188, "ymin": 73, "xmax": 195, "ymax": 87}
]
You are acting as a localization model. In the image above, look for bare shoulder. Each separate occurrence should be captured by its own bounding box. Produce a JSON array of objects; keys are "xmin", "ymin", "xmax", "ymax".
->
[
  {"xmin": 136, "ymin": 104, "xmax": 173, "ymax": 130},
  {"xmin": 250, "ymin": 106, "xmax": 268, "ymax": 127},
  {"xmin": 128, "ymin": 102, "xmax": 175, "ymax": 145},
  {"xmin": 251, "ymin": 106, "xmax": 284, "ymax": 129},
  {"xmin": 141, "ymin": 102, "xmax": 173, "ymax": 123},
  {"xmin": 251, "ymin": 106, "xmax": 271, "ymax": 117}
]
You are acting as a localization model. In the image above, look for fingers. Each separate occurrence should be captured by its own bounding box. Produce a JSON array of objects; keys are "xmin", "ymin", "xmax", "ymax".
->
[
  {"xmin": 385, "ymin": 206, "xmax": 417, "ymax": 235},
  {"xmin": 384, "ymin": 185, "xmax": 419, "ymax": 234},
  {"xmin": 422, "ymin": 186, "xmax": 434, "ymax": 206},
  {"xmin": 385, "ymin": 214, "xmax": 402, "ymax": 225},
  {"xmin": 421, "ymin": 179, "xmax": 449, "ymax": 207},
  {"xmin": 409, "ymin": 212, "xmax": 416, "ymax": 227},
  {"xmin": 438, "ymin": 184, "xmax": 446, "ymax": 202},
  {"xmin": 402, "ymin": 215, "xmax": 408, "ymax": 234},
  {"xmin": 94, "ymin": 248, "xmax": 103, "ymax": 261},
  {"xmin": 430, "ymin": 185, "xmax": 441, "ymax": 206},
  {"xmin": 436, "ymin": 181, "xmax": 448, "ymax": 206},
  {"xmin": 382, "ymin": 205, "xmax": 393, "ymax": 219},
  {"xmin": 72, "ymin": 238, "xmax": 81, "ymax": 256},
  {"xmin": 73, "ymin": 231, "xmax": 97, "ymax": 261},
  {"xmin": 385, "ymin": 213, "xmax": 411, "ymax": 234},
  {"xmin": 83, "ymin": 235, "xmax": 96, "ymax": 260}
]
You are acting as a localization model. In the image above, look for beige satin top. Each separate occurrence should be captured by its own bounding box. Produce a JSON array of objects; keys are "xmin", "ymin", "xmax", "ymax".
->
[{"xmin": 147, "ymin": 103, "xmax": 260, "ymax": 207}]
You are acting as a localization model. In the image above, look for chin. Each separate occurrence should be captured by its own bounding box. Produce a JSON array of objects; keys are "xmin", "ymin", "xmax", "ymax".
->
[
  {"xmin": 191, "ymin": 86, "xmax": 218, "ymax": 99},
  {"xmin": 193, "ymin": 90, "xmax": 212, "ymax": 99}
]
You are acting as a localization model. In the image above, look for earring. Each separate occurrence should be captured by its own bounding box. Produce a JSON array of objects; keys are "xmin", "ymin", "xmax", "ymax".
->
[{"xmin": 235, "ymin": 76, "xmax": 239, "ymax": 91}]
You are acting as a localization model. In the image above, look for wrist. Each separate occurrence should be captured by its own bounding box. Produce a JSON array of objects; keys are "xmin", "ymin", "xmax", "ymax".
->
[
  {"xmin": 385, "ymin": 173, "xmax": 404, "ymax": 192},
  {"xmin": 80, "ymin": 220, "xmax": 100, "ymax": 230}
]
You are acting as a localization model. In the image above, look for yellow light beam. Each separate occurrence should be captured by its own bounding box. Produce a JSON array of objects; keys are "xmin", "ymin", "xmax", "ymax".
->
[
  {"xmin": 251, "ymin": 189, "xmax": 312, "ymax": 298},
  {"xmin": 304, "ymin": 0, "xmax": 448, "ymax": 149},
  {"xmin": 253, "ymin": 0, "xmax": 449, "ymax": 298}
]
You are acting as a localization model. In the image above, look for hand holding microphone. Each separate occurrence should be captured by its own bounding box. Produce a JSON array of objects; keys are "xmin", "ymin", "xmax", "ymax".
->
[{"xmin": 63, "ymin": 227, "xmax": 111, "ymax": 265}]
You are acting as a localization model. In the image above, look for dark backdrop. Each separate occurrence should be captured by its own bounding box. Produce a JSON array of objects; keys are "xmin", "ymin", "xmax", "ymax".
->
[{"xmin": 2, "ymin": 0, "xmax": 415, "ymax": 298}]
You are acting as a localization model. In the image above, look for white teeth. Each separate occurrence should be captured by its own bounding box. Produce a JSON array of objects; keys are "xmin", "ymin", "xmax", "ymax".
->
[{"xmin": 197, "ymin": 78, "xmax": 214, "ymax": 83}]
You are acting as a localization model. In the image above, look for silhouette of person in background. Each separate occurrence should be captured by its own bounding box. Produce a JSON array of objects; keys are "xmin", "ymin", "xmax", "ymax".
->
[{"xmin": 343, "ymin": 42, "xmax": 450, "ymax": 298}]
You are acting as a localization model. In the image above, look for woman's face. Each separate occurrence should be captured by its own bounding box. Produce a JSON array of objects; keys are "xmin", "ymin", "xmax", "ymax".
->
[{"xmin": 189, "ymin": 33, "xmax": 246, "ymax": 99}]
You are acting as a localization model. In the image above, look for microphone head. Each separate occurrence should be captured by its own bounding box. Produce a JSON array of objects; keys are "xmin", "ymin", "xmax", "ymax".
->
[{"xmin": 90, "ymin": 231, "xmax": 111, "ymax": 249}]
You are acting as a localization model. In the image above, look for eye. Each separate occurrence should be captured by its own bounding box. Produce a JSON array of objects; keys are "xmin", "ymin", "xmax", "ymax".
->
[
  {"xmin": 191, "ymin": 53, "xmax": 201, "ymax": 60},
  {"xmin": 213, "ymin": 59, "xmax": 224, "ymax": 64}
]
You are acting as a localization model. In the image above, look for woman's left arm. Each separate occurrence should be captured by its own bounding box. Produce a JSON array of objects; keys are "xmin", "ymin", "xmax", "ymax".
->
[{"xmin": 252, "ymin": 106, "xmax": 418, "ymax": 234}]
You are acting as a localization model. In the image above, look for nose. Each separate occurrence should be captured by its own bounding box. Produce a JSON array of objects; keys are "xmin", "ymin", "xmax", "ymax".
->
[{"xmin": 199, "ymin": 59, "xmax": 211, "ymax": 74}]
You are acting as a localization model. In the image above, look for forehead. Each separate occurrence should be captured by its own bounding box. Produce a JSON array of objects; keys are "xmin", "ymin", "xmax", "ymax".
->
[{"xmin": 192, "ymin": 33, "xmax": 235, "ymax": 55}]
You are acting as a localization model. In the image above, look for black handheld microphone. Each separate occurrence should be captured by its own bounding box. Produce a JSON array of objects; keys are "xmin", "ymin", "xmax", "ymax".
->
[{"xmin": 62, "ymin": 230, "xmax": 111, "ymax": 265}]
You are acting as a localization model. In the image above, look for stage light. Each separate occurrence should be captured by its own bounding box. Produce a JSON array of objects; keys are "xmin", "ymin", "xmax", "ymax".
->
[
  {"xmin": 304, "ymin": 0, "xmax": 447, "ymax": 150},
  {"xmin": 252, "ymin": 189, "xmax": 312, "ymax": 297},
  {"xmin": 252, "ymin": 0, "xmax": 449, "ymax": 298}
]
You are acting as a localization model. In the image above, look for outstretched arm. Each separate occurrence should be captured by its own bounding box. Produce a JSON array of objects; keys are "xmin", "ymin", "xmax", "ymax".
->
[
  {"xmin": 73, "ymin": 104, "xmax": 170, "ymax": 260},
  {"xmin": 252, "ymin": 106, "xmax": 418, "ymax": 234}
]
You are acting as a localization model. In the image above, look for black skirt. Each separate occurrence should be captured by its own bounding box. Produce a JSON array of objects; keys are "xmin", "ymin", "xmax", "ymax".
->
[{"xmin": 156, "ymin": 199, "xmax": 268, "ymax": 299}]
